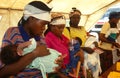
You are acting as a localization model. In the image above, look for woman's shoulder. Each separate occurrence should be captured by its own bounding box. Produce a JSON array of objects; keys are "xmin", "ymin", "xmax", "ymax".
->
[
  {"xmin": 70, "ymin": 26, "xmax": 85, "ymax": 29},
  {"xmin": 102, "ymin": 22, "xmax": 110, "ymax": 28},
  {"xmin": 6, "ymin": 27, "xmax": 19, "ymax": 33},
  {"xmin": 2, "ymin": 27, "xmax": 21, "ymax": 47},
  {"xmin": 45, "ymin": 32, "xmax": 55, "ymax": 40},
  {"xmin": 78, "ymin": 26, "xmax": 85, "ymax": 29}
]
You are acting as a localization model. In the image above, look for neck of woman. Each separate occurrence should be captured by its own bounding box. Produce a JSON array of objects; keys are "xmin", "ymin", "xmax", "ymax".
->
[
  {"xmin": 70, "ymin": 25, "xmax": 79, "ymax": 28},
  {"xmin": 23, "ymin": 25, "xmax": 34, "ymax": 38}
]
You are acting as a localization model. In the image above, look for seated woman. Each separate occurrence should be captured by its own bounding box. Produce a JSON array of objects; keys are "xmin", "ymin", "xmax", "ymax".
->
[
  {"xmin": 0, "ymin": 39, "xmax": 67, "ymax": 78},
  {"xmin": 0, "ymin": 1, "xmax": 63, "ymax": 77},
  {"xmin": 44, "ymin": 13, "xmax": 83, "ymax": 77},
  {"xmin": 67, "ymin": 35, "xmax": 101, "ymax": 78},
  {"xmin": 44, "ymin": 13, "xmax": 70, "ymax": 66}
]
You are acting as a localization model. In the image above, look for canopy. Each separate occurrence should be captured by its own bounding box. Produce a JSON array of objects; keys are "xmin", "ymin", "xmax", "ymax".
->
[{"xmin": 0, "ymin": 0, "xmax": 120, "ymax": 45}]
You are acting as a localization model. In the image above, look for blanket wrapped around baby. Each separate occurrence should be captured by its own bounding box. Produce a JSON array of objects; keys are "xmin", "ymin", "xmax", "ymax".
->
[
  {"xmin": 84, "ymin": 36, "xmax": 102, "ymax": 78},
  {"xmin": 23, "ymin": 38, "xmax": 61, "ymax": 78}
]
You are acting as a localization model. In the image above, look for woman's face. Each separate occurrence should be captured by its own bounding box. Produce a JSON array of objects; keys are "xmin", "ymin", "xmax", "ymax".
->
[
  {"xmin": 114, "ymin": 18, "xmax": 120, "ymax": 24},
  {"xmin": 70, "ymin": 14, "xmax": 81, "ymax": 27},
  {"xmin": 28, "ymin": 17, "xmax": 49, "ymax": 36},
  {"xmin": 51, "ymin": 24, "xmax": 65, "ymax": 37}
]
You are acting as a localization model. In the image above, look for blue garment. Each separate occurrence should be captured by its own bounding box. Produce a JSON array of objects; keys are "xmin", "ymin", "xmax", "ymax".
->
[
  {"xmin": 69, "ymin": 43, "xmax": 80, "ymax": 68},
  {"xmin": 61, "ymin": 42, "xmax": 81, "ymax": 76}
]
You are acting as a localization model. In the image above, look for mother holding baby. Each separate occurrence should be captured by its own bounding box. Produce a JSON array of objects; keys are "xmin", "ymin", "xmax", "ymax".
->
[{"xmin": 0, "ymin": 1, "xmax": 63, "ymax": 78}]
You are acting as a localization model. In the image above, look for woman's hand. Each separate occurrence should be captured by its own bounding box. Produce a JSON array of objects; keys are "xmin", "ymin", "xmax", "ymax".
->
[
  {"xmin": 81, "ymin": 47, "xmax": 94, "ymax": 54},
  {"xmin": 33, "ymin": 45, "xmax": 50, "ymax": 57},
  {"xmin": 53, "ymin": 55, "xmax": 64, "ymax": 72},
  {"xmin": 113, "ymin": 42, "xmax": 120, "ymax": 48}
]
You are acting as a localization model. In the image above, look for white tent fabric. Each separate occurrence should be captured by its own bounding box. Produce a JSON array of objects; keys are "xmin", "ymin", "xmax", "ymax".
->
[{"xmin": 0, "ymin": 0, "xmax": 120, "ymax": 45}]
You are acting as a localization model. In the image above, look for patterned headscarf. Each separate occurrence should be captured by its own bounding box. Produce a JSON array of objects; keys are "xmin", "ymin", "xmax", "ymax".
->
[{"xmin": 69, "ymin": 7, "xmax": 81, "ymax": 18}]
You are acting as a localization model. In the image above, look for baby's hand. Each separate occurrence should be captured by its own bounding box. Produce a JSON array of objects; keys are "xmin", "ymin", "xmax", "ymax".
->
[
  {"xmin": 17, "ymin": 41, "xmax": 31, "ymax": 56},
  {"xmin": 53, "ymin": 55, "xmax": 64, "ymax": 72}
]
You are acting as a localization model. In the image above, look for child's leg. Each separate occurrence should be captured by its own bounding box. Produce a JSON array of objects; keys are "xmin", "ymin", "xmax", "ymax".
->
[{"xmin": 68, "ymin": 68, "xmax": 77, "ymax": 77}]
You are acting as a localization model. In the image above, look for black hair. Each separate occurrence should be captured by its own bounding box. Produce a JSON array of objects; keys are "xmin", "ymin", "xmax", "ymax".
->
[
  {"xmin": 18, "ymin": 1, "xmax": 52, "ymax": 26},
  {"xmin": 71, "ymin": 7, "xmax": 81, "ymax": 14},
  {"xmin": 109, "ymin": 11, "xmax": 119, "ymax": 28},
  {"xmin": 18, "ymin": 16, "xmax": 28, "ymax": 26},
  {"xmin": 44, "ymin": 23, "xmax": 51, "ymax": 36},
  {"xmin": 109, "ymin": 11, "xmax": 119, "ymax": 20},
  {"xmin": 29, "ymin": 1, "xmax": 51, "ymax": 12},
  {"xmin": 0, "ymin": 44, "xmax": 21, "ymax": 65}
]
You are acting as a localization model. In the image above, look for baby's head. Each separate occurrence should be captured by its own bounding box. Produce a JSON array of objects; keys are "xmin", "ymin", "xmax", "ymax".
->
[
  {"xmin": 0, "ymin": 44, "xmax": 21, "ymax": 65},
  {"xmin": 69, "ymin": 37, "xmax": 82, "ymax": 51},
  {"xmin": 75, "ymin": 37, "xmax": 82, "ymax": 46}
]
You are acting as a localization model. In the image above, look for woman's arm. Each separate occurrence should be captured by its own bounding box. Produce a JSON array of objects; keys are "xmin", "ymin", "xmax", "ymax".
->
[
  {"xmin": 99, "ymin": 33, "xmax": 120, "ymax": 48},
  {"xmin": 99, "ymin": 33, "xmax": 110, "ymax": 43},
  {"xmin": 0, "ymin": 45, "xmax": 50, "ymax": 77},
  {"xmin": 0, "ymin": 52, "xmax": 36, "ymax": 77}
]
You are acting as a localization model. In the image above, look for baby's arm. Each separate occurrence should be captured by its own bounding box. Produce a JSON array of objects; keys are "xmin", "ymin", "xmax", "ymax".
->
[
  {"xmin": 23, "ymin": 38, "xmax": 37, "ymax": 55},
  {"xmin": 17, "ymin": 41, "xmax": 31, "ymax": 56},
  {"xmin": 17, "ymin": 38, "xmax": 36, "ymax": 56}
]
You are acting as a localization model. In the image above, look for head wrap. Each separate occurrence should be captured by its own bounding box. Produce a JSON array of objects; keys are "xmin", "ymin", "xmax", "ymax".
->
[
  {"xmin": 50, "ymin": 13, "xmax": 66, "ymax": 25},
  {"xmin": 23, "ymin": 1, "xmax": 52, "ymax": 22},
  {"xmin": 69, "ymin": 7, "xmax": 81, "ymax": 18}
]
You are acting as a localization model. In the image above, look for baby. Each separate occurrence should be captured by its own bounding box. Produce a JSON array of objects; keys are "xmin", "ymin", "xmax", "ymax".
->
[
  {"xmin": 68, "ymin": 37, "xmax": 83, "ymax": 77},
  {"xmin": 0, "ymin": 38, "xmax": 61, "ymax": 78},
  {"xmin": 68, "ymin": 37, "xmax": 95, "ymax": 78}
]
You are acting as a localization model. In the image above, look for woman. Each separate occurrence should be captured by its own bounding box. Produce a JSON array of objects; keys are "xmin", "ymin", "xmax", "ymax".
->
[
  {"xmin": 63, "ymin": 7, "xmax": 87, "ymax": 47},
  {"xmin": 44, "ymin": 13, "xmax": 84, "ymax": 77},
  {"xmin": 99, "ymin": 11, "xmax": 120, "ymax": 73},
  {"xmin": 45, "ymin": 13, "xmax": 70, "ymax": 66},
  {"xmin": 63, "ymin": 8, "xmax": 96, "ymax": 77},
  {"xmin": 0, "ymin": 1, "xmax": 63, "ymax": 78}
]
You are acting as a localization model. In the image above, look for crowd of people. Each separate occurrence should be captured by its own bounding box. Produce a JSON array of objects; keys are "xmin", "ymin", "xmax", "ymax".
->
[{"xmin": 0, "ymin": 1, "xmax": 120, "ymax": 78}]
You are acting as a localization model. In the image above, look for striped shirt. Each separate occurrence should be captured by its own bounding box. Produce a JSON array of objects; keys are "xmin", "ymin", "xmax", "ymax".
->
[{"xmin": 0, "ymin": 27, "xmax": 42, "ymax": 78}]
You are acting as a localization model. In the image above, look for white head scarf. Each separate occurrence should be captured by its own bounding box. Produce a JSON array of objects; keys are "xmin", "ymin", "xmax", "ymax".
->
[
  {"xmin": 50, "ymin": 13, "xmax": 66, "ymax": 25},
  {"xmin": 23, "ymin": 2, "xmax": 51, "ymax": 22}
]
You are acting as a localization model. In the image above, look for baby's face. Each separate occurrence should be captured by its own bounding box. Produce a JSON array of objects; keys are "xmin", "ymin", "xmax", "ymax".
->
[{"xmin": 69, "ymin": 39, "xmax": 79, "ymax": 46}]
